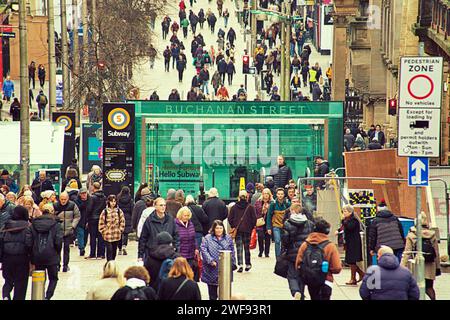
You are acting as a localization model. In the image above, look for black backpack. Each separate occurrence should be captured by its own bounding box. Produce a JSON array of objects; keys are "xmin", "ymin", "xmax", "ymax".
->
[
  {"xmin": 299, "ymin": 240, "xmax": 330, "ymax": 287},
  {"xmin": 31, "ymin": 225, "xmax": 56, "ymax": 262},
  {"xmin": 416, "ymin": 238, "xmax": 436, "ymax": 263},
  {"xmin": 124, "ymin": 287, "xmax": 148, "ymax": 300}
]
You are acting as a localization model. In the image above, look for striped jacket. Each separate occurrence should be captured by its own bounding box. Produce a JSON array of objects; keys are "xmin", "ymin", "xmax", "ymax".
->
[
  {"xmin": 98, "ymin": 207, "xmax": 125, "ymax": 243},
  {"xmin": 368, "ymin": 210, "xmax": 405, "ymax": 251}
]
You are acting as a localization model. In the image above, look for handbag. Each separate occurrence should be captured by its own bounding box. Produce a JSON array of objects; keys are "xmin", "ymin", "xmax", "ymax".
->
[
  {"xmin": 229, "ymin": 206, "xmax": 250, "ymax": 240},
  {"xmin": 256, "ymin": 217, "xmax": 265, "ymax": 227},
  {"xmin": 274, "ymin": 253, "xmax": 289, "ymax": 278}
]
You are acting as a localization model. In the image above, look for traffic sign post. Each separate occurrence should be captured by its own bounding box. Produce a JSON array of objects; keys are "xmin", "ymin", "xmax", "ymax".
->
[{"xmin": 398, "ymin": 56, "xmax": 443, "ymax": 301}]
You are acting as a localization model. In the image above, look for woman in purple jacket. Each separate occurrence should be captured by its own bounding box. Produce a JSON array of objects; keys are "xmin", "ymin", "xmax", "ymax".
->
[{"xmin": 175, "ymin": 207, "xmax": 199, "ymax": 279}]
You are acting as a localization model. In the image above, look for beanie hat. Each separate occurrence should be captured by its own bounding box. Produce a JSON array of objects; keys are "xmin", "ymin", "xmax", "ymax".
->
[
  {"xmin": 246, "ymin": 182, "xmax": 255, "ymax": 193},
  {"xmin": 377, "ymin": 199, "xmax": 388, "ymax": 211},
  {"xmin": 156, "ymin": 231, "xmax": 173, "ymax": 245}
]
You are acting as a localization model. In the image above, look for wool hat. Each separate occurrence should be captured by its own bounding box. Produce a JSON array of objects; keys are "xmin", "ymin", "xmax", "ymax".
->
[
  {"xmin": 79, "ymin": 187, "xmax": 88, "ymax": 194},
  {"xmin": 156, "ymin": 231, "xmax": 173, "ymax": 245},
  {"xmin": 141, "ymin": 187, "xmax": 151, "ymax": 196},
  {"xmin": 246, "ymin": 182, "xmax": 255, "ymax": 193},
  {"xmin": 377, "ymin": 199, "xmax": 388, "ymax": 211}
]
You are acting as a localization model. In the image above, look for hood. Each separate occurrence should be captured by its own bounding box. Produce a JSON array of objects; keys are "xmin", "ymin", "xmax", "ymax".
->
[
  {"xmin": 289, "ymin": 214, "xmax": 308, "ymax": 226},
  {"xmin": 125, "ymin": 278, "xmax": 147, "ymax": 289},
  {"xmin": 32, "ymin": 215, "xmax": 58, "ymax": 232},
  {"xmin": 235, "ymin": 200, "xmax": 248, "ymax": 209},
  {"xmin": 118, "ymin": 195, "xmax": 132, "ymax": 206},
  {"xmin": 93, "ymin": 190, "xmax": 106, "ymax": 198},
  {"xmin": 4, "ymin": 220, "xmax": 29, "ymax": 233},
  {"xmin": 378, "ymin": 253, "xmax": 400, "ymax": 270},
  {"xmin": 148, "ymin": 244, "xmax": 176, "ymax": 260},
  {"xmin": 150, "ymin": 211, "xmax": 170, "ymax": 224},
  {"xmin": 377, "ymin": 210, "xmax": 394, "ymax": 218},
  {"xmin": 305, "ymin": 232, "xmax": 330, "ymax": 244}
]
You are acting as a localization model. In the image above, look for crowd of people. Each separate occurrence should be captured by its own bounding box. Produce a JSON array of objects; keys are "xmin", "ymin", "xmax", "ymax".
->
[{"xmin": 343, "ymin": 124, "xmax": 388, "ymax": 152}]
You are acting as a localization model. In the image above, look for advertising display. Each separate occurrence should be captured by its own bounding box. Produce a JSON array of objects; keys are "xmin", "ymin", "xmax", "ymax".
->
[
  {"xmin": 81, "ymin": 123, "xmax": 102, "ymax": 174},
  {"xmin": 52, "ymin": 112, "xmax": 76, "ymax": 175}
]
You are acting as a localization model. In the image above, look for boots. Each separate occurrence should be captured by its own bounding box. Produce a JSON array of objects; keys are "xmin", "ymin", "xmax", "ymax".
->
[
  {"xmin": 346, "ymin": 265, "xmax": 358, "ymax": 285},
  {"xmin": 122, "ymin": 247, "xmax": 128, "ymax": 256},
  {"xmin": 356, "ymin": 265, "xmax": 365, "ymax": 283}
]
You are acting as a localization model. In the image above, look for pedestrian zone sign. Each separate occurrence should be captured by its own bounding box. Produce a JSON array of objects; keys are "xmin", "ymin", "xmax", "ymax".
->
[{"xmin": 408, "ymin": 157, "xmax": 429, "ymax": 187}]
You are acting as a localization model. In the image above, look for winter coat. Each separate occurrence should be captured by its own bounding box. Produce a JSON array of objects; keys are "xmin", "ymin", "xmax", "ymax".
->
[
  {"xmin": 118, "ymin": 195, "xmax": 134, "ymax": 234},
  {"xmin": 74, "ymin": 195, "xmax": 92, "ymax": 228},
  {"xmin": 312, "ymin": 84, "xmax": 322, "ymax": 101},
  {"xmin": 228, "ymin": 200, "xmax": 257, "ymax": 234},
  {"xmin": 187, "ymin": 90, "xmax": 197, "ymax": 101},
  {"xmin": 144, "ymin": 243, "xmax": 180, "ymax": 290},
  {"xmin": 158, "ymin": 275, "xmax": 201, "ymax": 300},
  {"xmin": 132, "ymin": 196, "xmax": 152, "ymax": 231},
  {"xmin": 315, "ymin": 161, "xmax": 330, "ymax": 189},
  {"xmin": 199, "ymin": 69, "xmax": 210, "ymax": 82},
  {"xmin": 86, "ymin": 278, "xmax": 123, "ymax": 300},
  {"xmin": 87, "ymin": 190, "xmax": 106, "ymax": 222},
  {"xmin": 302, "ymin": 193, "xmax": 317, "ymax": 215},
  {"xmin": 187, "ymin": 204, "xmax": 209, "ymax": 234},
  {"xmin": 38, "ymin": 68, "xmax": 46, "ymax": 80},
  {"xmin": 270, "ymin": 164, "xmax": 293, "ymax": 189},
  {"xmin": 175, "ymin": 218, "xmax": 197, "ymax": 259},
  {"xmin": 254, "ymin": 199, "xmax": 273, "ymax": 231},
  {"xmin": 98, "ymin": 207, "xmax": 125, "ymax": 243},
  {"xmin": 342, "ymin": 214, "xmax": 363, "ymax": 264},
  {"xmin": 200, "ymin": 234, "xmax": 235, "ymax": 285},
  {"xmin": 166, "ymin": 200, "xmax": 183, "ymax": 219},
  {"xmin": 168, "ymin": 92, "xmax": 181, "ymax": 101},
  {"xmin": 368, "ymin": 210, "xmax": 405, "ymax": 251},
  {"xmin": 344, "ymin": 133, "xmax": 356, "ymax": 152},
  {"xmin": 370, "ymin": 130, "xmax": 386, "ymax": 146},
  {"xmin": 218, "ymin": 59, "xmax": 227, "ymax": 73},
  {"xmin": 266, "ymin": 199, "xmax": 291, "ymax": 230},
  {"xmin": 111, "ymin": 279, "xmax": 158, "ymax": 300},
  {"xmin": 176, "ymin": 58, "xmax": 187, "ymax": 72},
  {"xmin": 0, "ymin": 176, "xmax": 19, "ymax": 194},
  {"xmin": 31, "ymin": 178, "xmax": 54, "ymax": 202},
  {"xmin": 202, "ymin": 197, "xmax": 228, "ymax": 232},
  {"xmin": 401, "ymin": 227, "xmax": 441, "ymax": 280},
  {"xmin": 368, "ymin": 141, "xmax": 382, "ymax": 150},
  {"xmin": 0, "ymin": 220, "xmax": 32, "ymax": 261},
  {"xmin": 227, "ymin": 29, "xmax": 236, "ymax": 42},
  {"xmin": 2, "ymin": 80, "xmax": 14, "ymax": 98},
  {"xmin": 359, "ymin": 253, "xmax": 419, "ymax": 300},
  {"xmin": 295, "ymin": 232, "xmax": 342, "ymax": 282},
  {"xmin": 281, "ymin": 217, "xmax": 314, "ymax": 261},
  {"xmin": 138, "ymin": 212, "xmax": 179, "ymax": 259},
  {"xmin": 226, "ymin": 62, "xmax": 235, "ymax": 74},
  {"xmin": 0, "ymin": 200, "xmax": 15, "ymax": 231},
  {"xmin": 86, "ymin": 172, "xmax": 102, "ymax": 194},
  {"xmin": 30, "ymin": 214, "xmax": 63, "ymax": 266},
  {"xmin": 61, "ymin": 177, "xmax": 82, "ymax": 192},
  {"xmin": 53, "ymin": 200, "xmax": 81, "ymax": 237}
]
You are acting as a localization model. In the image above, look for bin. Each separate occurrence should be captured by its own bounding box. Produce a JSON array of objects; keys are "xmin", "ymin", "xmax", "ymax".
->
[{"xmin": 399, "ymin": 217, "xmax": 415, "ymax": 237}]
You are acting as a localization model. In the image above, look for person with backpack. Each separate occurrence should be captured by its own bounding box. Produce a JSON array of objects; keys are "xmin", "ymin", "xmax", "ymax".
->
[
  {"xmin": 158, "ymin": 257, "xmax": 201, "ymax": 300},
  {"xmin": 401, "ymin": 213, "xmax": 441, "ymax": 300},
  {"xmin": 36, "ymin": 90, "xmax": 48, "ymax": 120},
  {"xmin": 53, "ymin": 191, "xmax": 81, "ymax": 272},
  {"xmin": 161, "ymin": 16, "xmax": 171, "ymax": 40},
  {"xmin": 0, "ymin": 206, "xmax": 32, "ymax": 300},
  {"xmin": 30, "ymin": 204, "xmax": 64, "ymax": 300},
  {"xmin": 143, "ymin": 231, "xmax": 180, "ymax": 291},
  {"xmin": 281, "ymin": 203, "xmax": 314, "ymax": 300},
  {"xmin": 295, "ymin": 218, "xmax": 342, "ymax": 300},
  {"xmin": 99, "ymin": 195, "xmax": 125, "ymax": 262},
  {"xmin": 360, "ymin": 246, "xmax": 419, "ymax": 300},
  {"xmin": 117, "ymin": 186, "xmax": 134, "ymax": 256},
  {"xmin": 266, "ymin": 188, "xmax": 291, "ymax": 258},
  {"xmin": 111, "ymin": 266, "xmax": 158, "ymax": 300}
]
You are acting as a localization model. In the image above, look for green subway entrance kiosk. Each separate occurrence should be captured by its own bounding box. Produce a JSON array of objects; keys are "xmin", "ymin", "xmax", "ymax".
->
[{"xmin": 132, "ymin": 101, "xmax": 344, "ymax": 201}]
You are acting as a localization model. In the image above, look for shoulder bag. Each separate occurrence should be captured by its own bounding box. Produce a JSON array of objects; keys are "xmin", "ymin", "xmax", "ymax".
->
[{"xmin": 229, "ymin": 206, "xmax": 250, "ymax": 240}]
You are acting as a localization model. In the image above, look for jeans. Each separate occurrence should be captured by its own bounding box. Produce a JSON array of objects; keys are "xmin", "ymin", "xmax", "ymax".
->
[
  {"xmin": 393, "ymin": 248, "xmax": 404, "ymax": 263},
  {"xmin": 227, "ymin": 73, "xmax": 233, "ymax": 85},
  {"xmin": 118, "ymin": 233, "xmax": 129, "ymax": 250},
  {"xmin": 192, "ymin": 24, "xmax": 197, "ymax": 34},
  {"xmin": 224, "ymin": 17, "xmax": 228, "ymax": 28},
  {"xmin": 257, "ymin": 228, "xmax": 271, "ymax": 256},
  {"xmin": 29, "ymin": 76, "xmax": 35, "ymax": 89},
  {"xmin": 308, "ymin": 283, "xmax": 332, "ymax": 300},
  {"xmin": 290, "ymin": 43, "xmax": 296, "ymax": 57},
  {"xmin": 235, "ymin": 232, "xmax": 251, "ymax": 266},
  {"xmin": 88, "ymin": 220, "xmax": 105, "ymax": 258},
  {"xmin": 39, "ymin": 78, "xmax": 45, "ymax": 88},
  {"xmin": 195, "ymin": 232, "xmax": 203, "ymax": 249},
  {"xmin": 287, "ymin": 262, "xmax": 305, "ymax": 299},
  {"xmin": 273, "ymin": 227, "xmax": 282, "ymax": 257},
  {"xmin": 105, "ymin": 241, "xmax": 119, "ymax": 261},
  {"xmin": 202, "ymin": 80, "xmax": 209, "ymax": 95},
  {"xmin": 76, "ymin": 226, "xmax": 88, "ymax": 251},
  {"xmin": 38, "ymin": 106, "xmax": 46, "ymax": 120},
  {"xmin": 34, "ymin": 264, "xmax": 59, "ymax": 300},
  {"xmin": 162, "ymin": 29, "xmax": 168, "ymax": 40},
  {"xmin": 2, "ymin": 255, "xmax": 29, "ymax": 300},
  {"xmin": 164, "ymin": 59, "xmax": 170, "ymax": 72},
  {"xmin": 183, "ymin": 27, "xmax": 188, "ymax": 38},
  {"xmin": 178, "ymin": 70, "xmax": 184, "ymax": 82},
  {"xmin": 172, "ymin": 56, "xmax": 178, "ymax": 69},
  {"xmin": 220, "ymin": 72, "xmax": 226, "ymax": 84},
  {"xmin": 62, "ymin": 234, "xmax": 73, "ymax": 268},
  {"xmin": 208, "ymin": 284, "xmax": 218, "ymax": 300}
]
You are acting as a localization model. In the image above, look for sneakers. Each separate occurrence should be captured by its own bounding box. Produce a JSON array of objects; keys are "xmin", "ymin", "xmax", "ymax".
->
[
  {"xmin": 118, "ymin": 249, "xmax": 123, "ymax": 255},
  {"xmin": 258, "ymin": 253, "xmax": 263, "ymax": 258},
  {"xmin": 85, "ymin": 256, "xmax": 95, "ymax": 260},
  {"xmin": 122, "ymin": 248, "xmax": 128, "ymax": 256},
  {"xmin": 294, "ymin": 292, "xmax": 302, "ymax": 300},
  {"xmin": 245, "ymin": 265, "xmax": 252, "ymax": 272},
  {"xmin": 237, "ymin": 266, "xmax": 243, "ymax": 273}
]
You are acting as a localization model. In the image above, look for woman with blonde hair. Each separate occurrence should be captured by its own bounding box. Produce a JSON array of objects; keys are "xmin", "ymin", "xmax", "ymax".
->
[
  {"xmin": 158, "ymin": 257, "xmax": 201, "ymax": 300},
  {"xmin": 175, "ymin": 206, "xmax": 199, "ymax": 280},
  {"xmin": 254, "ymin": 188, "xmax": 274, "ymax": 257},
  {"xmin": 86, "ymin": 261, "xmax": 125, "ymax": 300},
  {"xmin": 17, "ymin": 185, "xmax": 38, "ymax": 204},
  {"xmin": 38, "ymin": 190, "xmax": 56, "ymax": 212},
  {"xmin": 23, "ymin": 195, "xmax": 42, "ymax": 220},
  {"xmin": 6, "ymin": 192, "xmax": 16, "ymax": 204}
]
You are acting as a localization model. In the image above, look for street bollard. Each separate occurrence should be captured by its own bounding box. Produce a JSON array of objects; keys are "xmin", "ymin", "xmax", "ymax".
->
[
  {"xmin": 31, "ymin": 270, "xmax": 46, "ymax": 300},
  {"xmin": 218, "ymin": 250, "xmax": 232, "ymax": 300},
  {"xmin": 360, "ymin": 231, "xmax": 367, "ymax": 272}
]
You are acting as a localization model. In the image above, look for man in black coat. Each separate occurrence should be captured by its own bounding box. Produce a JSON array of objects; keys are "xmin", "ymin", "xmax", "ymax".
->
[
  {"xmin": 201, "ymin": 188, "xmax": 228, "ymax": 233},
  {"xmin": 370, "ymin": 124, "xmax": 386, "ymax": 146},
  {"xmin": 0, "ymin": 193, "xmax": 15, "ymax": 230},
  {"xmin": 368, "ymin": 138, "xmax": 382, "ymax": 150},
  {"xmin": 344, "ymin": 128, "xmax": 356, "ymax": 152},
  {"xmin": 74, "ymin": 187, "xmax": 91, "ymax": 257},
  {"xmin": 226, "ymin": 27, "xmax": 237, "ymax": 47},
  {"xmin": 217, "ymin": 58, "xmax": 227, "ymax": 83},
  {"xmin": 270, "ymin": 155, "xmax": 293, "ymax": 190},
  {"xmin": 31, "ymin": 171, "xmax": 54, "ymax": 204},
  {"xmin": 314, "ymin": 156, "xmax": 329, "ymax": 190},
  {"xmin": 86, "ymin": 182, "xmax": 106, "ymax": 259},
  {"xmin": 30, "ymin": 205, "xmax": 63, "ymax": 300}
]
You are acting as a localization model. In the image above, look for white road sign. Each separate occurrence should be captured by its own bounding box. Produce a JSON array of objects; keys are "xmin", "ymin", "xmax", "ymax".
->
[
  {"xmin": 399, "ymin": 57, "xmax": 444, "ymax": 108},
  {"xmin": 398, "ymin": 108, "xmax": 440, "ymax": 157}
]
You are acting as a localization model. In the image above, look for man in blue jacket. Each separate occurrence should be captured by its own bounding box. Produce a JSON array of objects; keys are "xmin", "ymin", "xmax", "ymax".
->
[{"xmin": 359, "ymin": 246, "xmax": 419, "ymax": 300}]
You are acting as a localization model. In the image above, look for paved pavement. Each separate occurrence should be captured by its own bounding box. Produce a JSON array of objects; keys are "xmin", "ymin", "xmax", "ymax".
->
[{"xmin": 1, "ymin": 239, "xmax": 448, "ymax": 300}]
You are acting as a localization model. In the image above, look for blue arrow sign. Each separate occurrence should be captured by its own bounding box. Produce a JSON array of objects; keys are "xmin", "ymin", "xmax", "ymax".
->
[{"xmin": 408, "ymin": 157, "xmax": 429, "ymax": 187}]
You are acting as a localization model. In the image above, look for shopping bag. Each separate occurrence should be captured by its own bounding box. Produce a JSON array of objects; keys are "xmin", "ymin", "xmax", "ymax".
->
[{"xmin": 249, "ymin": 228, "xmax": 257, "ymax": 250}]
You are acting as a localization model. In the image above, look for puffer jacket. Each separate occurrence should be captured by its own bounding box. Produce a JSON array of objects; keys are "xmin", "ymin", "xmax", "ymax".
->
[
  {"xmin": 0, "ymin": 200, "xmax": 15, "ymax": 230},
  {"xmin": 118, "ymin": 195, "xmax": 134, "ymax": 234},
  {"xmin": 53, "ymin": 200, "xmax": 81, "ymax": 237},
  {"xmin": 270, "ymin": 164, "xmax": 292, "ymax": 189},
  {"xmin": 368, "ymin": 210, "xmax": 405, "ymax": 251},
  {"xmin": 281, "ymin": 217, "xmax": 314, "ymax": 261},
  {"xmin": 30, "ymin": 214, "xmax": 64, "ymax": 265},
  {"xmin": 202, "ymin": 197, "xmax": 228, "ymax": 232},
  {"xmin": 74, "ymin": 195, "xmax": 92, "ymax": 228},
  {"xmin": 175, "ymin": 218, "xmax": 197, "ymax": 259},
  {"xmin": 360, "ymin": 253, "xmax": 419, "ymax": 300},
  {"xmin": 0, "ymin": 220, "xmax": 32, "ymax": 260},
  {"xmin": 144, "ymin": 244, "xmax": 180, "ymax": 291},
  {"xmin": 87, "ymin": 190, "xmax": 106, "ymax": 221}
]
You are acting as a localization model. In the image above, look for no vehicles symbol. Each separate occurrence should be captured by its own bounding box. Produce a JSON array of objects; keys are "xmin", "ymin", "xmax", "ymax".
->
[{"xmin": 407, "ymin": 74, "xmax": 434, "ymax": 100}]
